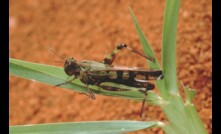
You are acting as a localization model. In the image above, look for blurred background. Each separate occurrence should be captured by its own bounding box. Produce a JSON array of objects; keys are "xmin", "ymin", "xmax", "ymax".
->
[{"xmin": 9, "ymin": 0, "xmax": 211, "ymax": 133}]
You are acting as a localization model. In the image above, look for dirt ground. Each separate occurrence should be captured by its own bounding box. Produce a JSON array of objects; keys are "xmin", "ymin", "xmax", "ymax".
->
[{"xmin": 9, "ymin": 0, "xmax": 212, "ymax": 133}]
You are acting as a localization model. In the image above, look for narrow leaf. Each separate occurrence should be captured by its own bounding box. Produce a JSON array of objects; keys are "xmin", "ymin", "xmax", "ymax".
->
[
  {"xmin": 162, "ymin": 0, "xmax": 180, "ymax": 94},
  {"xmin": 184, "ymin": 104, "xmax": 208, "ymax": 134},
  {"xmin": 181, "ymin": 82, "xmax": 197, "ymax": 103},
  {"xmin": 10, "ymin": 121, "xmax": 160, "ymax": 134},
  {"xmin": 129, "ymin": 7, "xmax": 167, "ymax": 98},
  {"xmin": 129, "ymin": 7, "xmax": 160, "ymax": 70},
  {"xmin": 9, "ymin": 58, "xmax": 162, "ymax": 104}
]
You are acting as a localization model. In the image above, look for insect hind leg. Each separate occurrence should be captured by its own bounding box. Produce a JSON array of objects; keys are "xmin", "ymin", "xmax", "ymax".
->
[
  {"xmin": 124, "ymin": 79, "xmax": 155, "ymax": 90},
  {"xmin": 102, "ymin": 44, "xmax": 127, "ymax": 65},
  {"xmin": 138, "ymin": 89, "xmax": 148, "ymax": 118},
  {"xmin": 128, "ymin": 80, "xmax": 155, "ymax": 118},
  {"xmin": 102, "ymin": 43, "xmax": 155, "ymax": 65}
]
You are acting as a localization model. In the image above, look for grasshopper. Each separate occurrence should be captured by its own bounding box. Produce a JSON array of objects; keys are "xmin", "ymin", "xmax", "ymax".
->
[{"xmin": 52, "ymin": 44, "xmax": 163, "ymax": 117}]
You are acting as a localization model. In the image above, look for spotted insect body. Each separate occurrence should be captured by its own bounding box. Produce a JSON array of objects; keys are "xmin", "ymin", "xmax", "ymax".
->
[{"xmin": 55, "ymin": 44, "xmax": 163, "ymax": 117}]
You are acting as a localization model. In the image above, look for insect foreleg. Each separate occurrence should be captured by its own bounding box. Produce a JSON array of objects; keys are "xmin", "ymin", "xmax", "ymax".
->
[
  {"xmin": 78, "ymin": 68, "xmax": 96, "ymax": 100},
  {"xmin": 102, "ymin": 43, "xmax": 155, "ymax": 65},
  {"xmin": 54, "ymin": 76, "xmax": 77, "ymax": 87}
]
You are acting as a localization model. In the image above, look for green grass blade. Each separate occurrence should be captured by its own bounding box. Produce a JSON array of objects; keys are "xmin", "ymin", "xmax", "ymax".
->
[
  {"xmin": 129, "ymin": 7, "xmax": 168, "ymax": 98},
  {"xmin": 160, "ymin": 0, "xmax": 208, "ymax": 134},
  {"xmin": 162, "ymin": 0, "xmax": 180, "ymax": 94},
  {"xmin": 9, "ymin": 58, "xmax": 162, "ymax": 105},
  {"xmin": 129, "ymin": 7, "xmax": 160, "ymax": 70},
  {"xmin": 162, "ymin": 124, "xmax": 183, "ymax": 134},
  {"xmin": 184, "ymin": 104, "xmax": 208, "ymax": 134},
  {"xmin": 9, "ymin": 58, "xmax": 88, "ymax": 92},
  {"xmin": 129, "ymin": 2, "xmax": 208, "ymax": 134},
  {"xmin": 9, "ymin": 121, "xmax": 160, "ymax": 134},
  {"xmin": 161, "ymin": 100, "xmax": 208, "ymax": 134},
  {"xmin": 182, "ymin": 83, "xmax": 197, "ymax": 103}
]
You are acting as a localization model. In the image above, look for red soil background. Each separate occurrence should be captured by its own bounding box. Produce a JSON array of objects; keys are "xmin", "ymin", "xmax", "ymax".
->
[{"xmin": 9, "ymin": 0, "xmax": 212, "ymax": 133}]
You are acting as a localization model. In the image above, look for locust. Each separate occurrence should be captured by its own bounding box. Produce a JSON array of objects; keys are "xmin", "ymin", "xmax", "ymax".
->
[{"xmin": 51, "ymin": 44, "xmax": 163, "ymax": 117}]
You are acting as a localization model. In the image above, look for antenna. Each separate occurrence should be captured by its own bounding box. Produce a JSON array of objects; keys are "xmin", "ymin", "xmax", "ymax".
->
[{"xmin": 48, "ymin": 47, "xmax": 66, "ymax": 61}]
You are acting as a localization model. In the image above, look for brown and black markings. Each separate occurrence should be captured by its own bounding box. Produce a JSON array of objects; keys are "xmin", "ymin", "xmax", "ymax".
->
[{"xmin": 54, "ymin": 43, "xmax": 163, "ymax": 117}]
